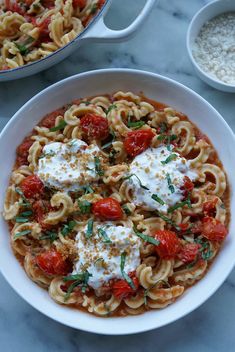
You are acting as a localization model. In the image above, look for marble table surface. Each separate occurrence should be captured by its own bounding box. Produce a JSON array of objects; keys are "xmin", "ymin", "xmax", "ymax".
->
[{"xmin": 1, "ymin": 0, "xmax": 235, "ymax": 350}]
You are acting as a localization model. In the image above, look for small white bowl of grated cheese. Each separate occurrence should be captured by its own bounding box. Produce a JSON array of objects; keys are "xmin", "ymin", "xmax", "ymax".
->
[{"xmin": 187, "ymin": 0, "xmax": 235, "ymax": 92}]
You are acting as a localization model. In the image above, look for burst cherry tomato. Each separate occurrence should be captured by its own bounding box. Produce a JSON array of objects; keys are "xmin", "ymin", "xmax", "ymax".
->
[
  {"xmin": 177, "ymin": 243, "xmax": 201, "ymax": 263},
  {"xmin": 154, "ymin": 230, "xmax": 181, "ymax": 259},
  {"xmin": 124, "ymin": 129, "xmax": 155, "ymax": 157},
  {"xmin": 183, "ymin": 176, "xmax": 194, "ymax": 196},
  {"xmin": 21, "ymin": 175, "xmax": 44, "ymax": 199},
  {"xmin": 39, "ymin": 108, "xmax": 65, "ymax": 128},
  {"xmin": 36, "ymin": 249, "xmax": 71, "ymax": 276},
  {"xmin": 73, "ymin": 0, "xmax": 87, "ymax": 8},
  {"xmin": 112, "ymin": 273, "xmax": 139, "ymax": 299},
  {"xmin": 80, "ymin": 113, "xmax": 109, "ymax": 140},
  {"xmin": 201, "ymin": 217, "xmax": 228, "ymax": 242},
  {"xmin": 203, "ymin": 199, "xmax": 218, "ymax": 216},
  {"xmin": 16, "ymin": 137, "xmax": 34, "ymax": 166},
  {"xmin": 92, "ymin": 198, "xmax": 123, "ymax": 220},
  {"xmin": 97, "ymin": 0, "xmax": 106, "ymax": 8}
]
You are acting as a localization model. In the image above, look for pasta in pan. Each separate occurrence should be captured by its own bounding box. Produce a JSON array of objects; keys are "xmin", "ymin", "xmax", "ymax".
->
[
  {"xmin": 0, "ymin": 0, "xmax": 105, "ymax": 70},
  {"xmin": 3, "ymin": 91, "xmax": 230, "ymax": 317}
]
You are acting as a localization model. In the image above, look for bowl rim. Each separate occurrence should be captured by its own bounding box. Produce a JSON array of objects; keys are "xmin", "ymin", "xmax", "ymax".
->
[
  {"xmin": 0, "ymin": 0, "xmax": 110, "ymax": 75},
  {"xmin": 1, "ymin": 68, "xmax": 235, "ymax": 335},
  {"xmin": 186, "ymin": 0, "xmax": 235, "ymax": 89}
]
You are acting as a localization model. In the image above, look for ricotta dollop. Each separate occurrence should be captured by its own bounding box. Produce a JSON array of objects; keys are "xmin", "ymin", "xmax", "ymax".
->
[
  {"xmin": 73, "ymin": 223, "xmax": 141, "ymax": 289},
  {"xmin": 127, "ymin": 145, "xmax": 197, "ymax": 213},
  {"xmin": 36, "ymin": 139, "xmax": 100, "ymax": 192}
]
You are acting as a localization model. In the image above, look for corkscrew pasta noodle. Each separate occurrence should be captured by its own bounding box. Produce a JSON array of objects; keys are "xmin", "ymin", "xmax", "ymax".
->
[{"xmin": 3, "ymin": 91, "xmax": 230, "ymax": 317}]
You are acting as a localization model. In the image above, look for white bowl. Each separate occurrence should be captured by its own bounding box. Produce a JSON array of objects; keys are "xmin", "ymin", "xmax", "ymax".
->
[
  {"xmin": 0, "ymin": 69, "xmax": 234, "ymax": 335},
  {"xmin": 187, "ymin": 0, "xmax": 235, "ymax": 92},
  {"xmin": 0, "ymin": 0, "xmax": 156, "ymax": 81}
]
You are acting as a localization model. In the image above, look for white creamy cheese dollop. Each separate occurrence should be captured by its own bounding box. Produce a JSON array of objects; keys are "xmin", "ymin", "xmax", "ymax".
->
[
  {"xmin": 128, "ymin": 145, "xmax": 197, "ymax": 213},
  {"xmin": 36, "ymin": 139, "xmax": 100, "ymax": 192},
  {"xmin": 73, "ymin": 223, "xmax": 141, "ymax": 289}
]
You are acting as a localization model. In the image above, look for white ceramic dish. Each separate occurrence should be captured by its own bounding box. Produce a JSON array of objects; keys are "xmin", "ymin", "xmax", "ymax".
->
[
  {"xmin": 0, "ymin": 0, "xmax": 156, "ymax": 81},
  {"xmin": 0, "ymin": 69, "xmax": 234, "ymax": 335},
  {"xmin": 187, "ymin": 0, "xmax": 235, "ymax": 92}
]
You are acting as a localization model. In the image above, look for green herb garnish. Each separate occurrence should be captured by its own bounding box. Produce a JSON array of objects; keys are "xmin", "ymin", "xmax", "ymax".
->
[
  {"xmin": 15, "ymin": 217, "xmax": 29, "ymax": 223},
  {"xmin": 78, "ymin": 200, "xmax": 92, "ymax": 215},
  {"xmin": 109, "ymin": 149, "xmax": 118, "ymax": 165},
  {"xmin": 94, "ymin": 156, "xmax": 104, "ymax": 176},
  {"xmin": 120, "ymin": 252, "xmax": 136, "ymax": 290},
  {"xmin": 127, "ymin": 118, "xmax": 145, "ymax": 130},
  {"xmin": 122, "ymin": 204, "xmax": 132, "ymax": 215},
  {"xmin": 13, "ymin": 229, "xmax": 31, "ymax": 241},
  {"xmin": 195, "ymin": 238, "xmax": 213, "ymax": 261},
  {"xmin": 81, "ymin": 185, "xmax": 94, "ymax": 194},
  {"xmin": 40, "ymin": 231, "xmax": 58, "ymax": 242},
  {"xmin": 63, "ymin": 271, "xmax": 92, "ymax": 300},
  {"xmin": 14, "ymin": 42, "xmax": 29, "ymax": 55},
  {"xmin": 98, "ymin": 228, "xmax": 112, "ymax": 244},
  {"xmin": 61, "ymin": 220, "xmax": 76, "ymax": 236},
  {"xmin": 168, "ymin": 197, "xmax": 192, "ymax": 213},
  {"xmin": 144, "ymin": 280, "xmax": 170, "ymax": 305},
  {"xmin": 123, "ymin": 174, "xmax": 149, "ymax": 190},
  {"xmin": 161, "ymin": 153, "xmax": 178, "ymax": 165},
  {"xmin": 166, "ymin": 173, "xmax": 175, "ymax": 194},
  {"xmin": 49, "ymin": 120, "xmax": 67, "ymax": 132},
  {"xmin": 90, "ymin": 3, "xmax": 98, "ymax": 14},
  {"xmin": 133, "ymin": 227, "xmax": 160, "ymax": 245},
  {"xmin": 15, "ymin": 187, "xmax": 31, "ymax": 207},
  {"xmin": 101, "ymin": 130, "xmax": 116, "ymax": 150},
  {"xmin": 106, "ymin": 104, "xmax": 117, "ymax": 114},
  {"xmin": 151, "ymin": 194, "xmax": 165, "ymax": 206},
  {"xmin": 157, "ymin": 212, "xmax": 181, "ymax": 231},
  {"xmin": 81, "ymin": 101, "xmax": 91, "ymax": 105},
  {"xmin": 85, "ymin": 219, "xmax": 94, "ymax": 238},
  {"xmin": 20, "ymin": 210, "xmax": 33, "ymax": 217}
]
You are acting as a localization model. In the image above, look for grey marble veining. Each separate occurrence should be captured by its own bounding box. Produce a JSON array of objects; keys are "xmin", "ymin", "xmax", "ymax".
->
[{"xmin": 1, "ymin": 0, "xmax": 235, "ymax": 350}]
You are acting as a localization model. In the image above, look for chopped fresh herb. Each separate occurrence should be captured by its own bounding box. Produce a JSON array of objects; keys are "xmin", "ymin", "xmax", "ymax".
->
[
  {"xmin": 220, "ymin": 203, "xmax": 226, "ymax": 209},
  {"xmin": 120, "ymin": 252, "xmax": 136, "ymax": 290},
  {"xmin": 122, "ymin": 204, "xmax": 132, "ymax": 215},
  {"xmin": 90, "ymin": 3, "xmax": 98, "ymax": 14},
  {"xmin": 151, "ymin": 194, "xmax": 165, "ymax": 206},
  {"xmin": 157, "ymin": 212, "xmax": 181, "ymax": 231},
  {"xmin": 166, "ymin": 173, "xmax": 175, "ymax": 194},
  {"xmin": 78, "ymin": 200, "xmax": 92, "ymax": 214},
  {"xmin": 49, "ymin": 119, "xmax": 67, "ymax": 132},
  {"xmin": 195, "ymin": 238, "xmax": 213, "ymax": 261},
  {"xmin": 61, "ymin": 220, "xmax": 76, "ymax": 236},
  {"xmin": 20, "ymin": 210, "xmax": 33, "ymax": 217},
  {"xmin": 159, "ymin": 122, "xmax": 167, "ymax": 133},
  {"xmin": 13, "ymin": 229, "xmax": 31, "ymax": 241},
  {"xmin": 133, "ymin": 227, "xmax": 160, "ymax": 245},
  {"xmin": 157, "ymin": 134, "xmax": 167, "ymax": 141},
  {"xmin": 101, "ymin": 130, "xmax": 116, "ymax": 150},
  {"xmin": 161, "ymin": 153, "xmax": 178, "ymax": 165},
  {"xmin": 81, "ymin": 101, "xmax": 91, "ymax": 106},
  {"xmin": 81, "ymin": 185, "xmax": 94, "ymax": 194},
  {"xmin": 63, "ymin": 271, "xmax": 92, "ymax": 300},
  {"xmin": 40, "ymin": 231, "xmax": 58, "ymax": 242},
  {"xmin": 85, "ymin": 219, "xmax": 94, "ymax": 238},
  {"xmin": 123, "ymin": 174, "xmax": 149, "ymax": 190},
  {"xmin": 127, "ymin": 118, "xmax": 145, "ymax": 130},
  {"xmin": 168, "ymin": 197, "xmax": 192, "ymax": 213},
  {"xmin": 15, "ymin": 187, "xmax": 31, "ymax": 207},
  {"xmin": 15, "ymin": 217, "xmax": 29, "ymax": 223},
  {"xmin": 106, "ymin": 104, "xmax": 117, "ymax": 114},
  {"xmin": 15, "ymin": 42, "xmax": 29, "ymax": 55},
  {"xmin": 98, "ymin": 228, "xmax": 112, "ymax": 244},
  {"xmin": 144, "ymin": 280, "xmax": 170, "ymax": 305},
  {"xmin": 109, "ymin": 149, "xmax": 118, "ymax": 165},
  {"xmin": 94, "ymin": 156, "xmax": 104, "ymax": 176}
]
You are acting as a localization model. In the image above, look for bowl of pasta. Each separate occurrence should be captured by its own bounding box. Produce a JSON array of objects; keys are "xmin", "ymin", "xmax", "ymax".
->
[
  {"xmin": 0, "ymin": 0, "xmax": 155, "ymax": 81},
  {"xmin": 0, "ymin": 68, "xmax": 234, "ymax": 335}
]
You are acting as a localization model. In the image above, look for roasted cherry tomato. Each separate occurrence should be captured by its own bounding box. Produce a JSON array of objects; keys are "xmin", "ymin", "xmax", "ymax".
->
[
  {"xmin": 177, "ymin": 243, "xmax": 201, "ymax": 263},
  {"xmin": 72, "ymin": 0, "xmax": 87, "ymax": 8},
  {"xmin": 92, "ymin": 197, "xmax": 123, "ymax": 220},
  {"xmin": 154, "ymin": 230, "xmax": 181, "ymax": 259},
  {"xmin": 5, "ymin": 1, "xmax": 25, "ymax": 15},
  {"xmin": 16, "ymin": 137, "xmax": 34, "ymax": 166},
  {"xmin": 124, "ymin": 129, "xmax": 155, "ymax": 157},
  {"xmin": 183, "ymin": 176, "xmax": 194, "ymax": 195},
  {"xmin": 39, "ymin": 108, "xmax": 65, "ymax": 128},
  {"xmin": 178, "ymin": 223, "xmax": 189, "ymax": 232},
  {"xmin": 112, "ymin": 273, "xmax": 139, "ymax": 299},
  {"xmin": 203, "ymin": 199, "xmax": 218, "ymax": 216},
  {"xmin": 21, "ymin": 175, "xmax": 44, "ymax": 199},
  {"xmin": 36, "ymin": 249, "xmax": 71, "ymax": 276},
  {"xmin": 80, "ymin": 113, "xmax": 109, "ymax": 140},
  {"xmin": 97, "ymin": 0, "xmax": 106, "ymax": 7},
  {"xmin": 201, "ymin": 217, "xmax": 228, "ymax": 242}
]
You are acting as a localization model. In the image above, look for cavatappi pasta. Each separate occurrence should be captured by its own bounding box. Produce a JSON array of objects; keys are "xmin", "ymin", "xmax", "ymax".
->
[
  {"xmin": 3, "ymin": 91, "xmax": 230, "ymax": 317},
  {"xmin": 0, "ymin": 0, "xmax": 105, "ymax": 70}
]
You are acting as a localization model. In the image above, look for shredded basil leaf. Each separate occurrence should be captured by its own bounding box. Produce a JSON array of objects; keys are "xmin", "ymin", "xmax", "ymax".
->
[
  {"xmin": 122, "ymin": 204, "xmax": 132, "ymax": 215},
  {"xmin": 94, "ymin": 156, "xmax": 104, "ymax": 176},
  {"xmin": 159, "ymin": 122, "xmax": 167, "ymax": 133},
  {"xmin": 133, "ymin": 227, "xmax": 159, "ymax": 245},
  {"xmin": 109, "ymin": 149, "xmax": 118, "ymax": 165},
  {"xmin": 15, "ymin": 217, "xmax": 29, "ymax": 223},
  {"xmin": 166, "ymin": 173, "xmax": 175, "ymax": 194},
  {"xmin": 98, "ymin": 228, "xmax": 112, "ymax": 244},
  {"xmin": 151, "ymin": 194, "xmax": 165, "ymax": 206},
  {"xmin": 13, "ymin": 229, "xmax": 31, "ymax": 241},
  {"xmin": 127, "ymin": 119, "xmax": 145, "ymax": 129},
  {"xmin": 168, "ymin": 197, "xmax": 192, "ymax": 213},
  {"xmin": 40, "ymin": 231, "xmax": 58, "ymax": 242},
  {"xmin": 80, "ymin": 101, "xmax": 91, "ymax": 106},
  {"xmin": 61, "ymin": 220, "xmax": 76, "ymax": 236},
  {"xmin": 78, "ymin": 200, "xmax": 91, "ymax": 215},
  {"xmin": 14, "ymin": 42, "xmax": 29, "ymax": 55},
  {"xmin": 19, "ymin": 210, "xmax": 33, "ymax": 217},
  {"xmin": 123, "ymin": 174, "xmax": 149, "ymax": 190},
  {"xmin": 106, "ymin": 104, "xmax": 117, "ymax": 114},
  {"xmin": 195, "ymin": 238, "xmax": 213, "ymax": 261},
  {"xmin": 157, "ymin": 212, "xmax": 181, "ymax": 231},
  {"xmin": 85, "ymin": 219, "xmax": 94, "ymax": 238},
  {"xmin": 120, "ymin": 252, "xmax": 136, "ymax": 290},
  {"xmin": 144, "ymin": 280, "xmax": 170, "ymax": 305},
  {"xmin": 101, "ymin": 130, "xmax": 116, "ymax": 150},
  {"xmin": 15, "ymin": 187, "xmax": 31, "ymax": 207},
  {"xmin": 81, "ymin": 185, "xmax": 94, "ymax": 194},
  {"xmin": 63, "ymin": 271, "xmax": 92, "ymax": 301},
  {"xmin": 49, "ymin": 119, "xmax": 67, "ymax": 132},
  {"xmin": 161, "ymin": 153, "xmax": 178, "ymax": 165}
]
